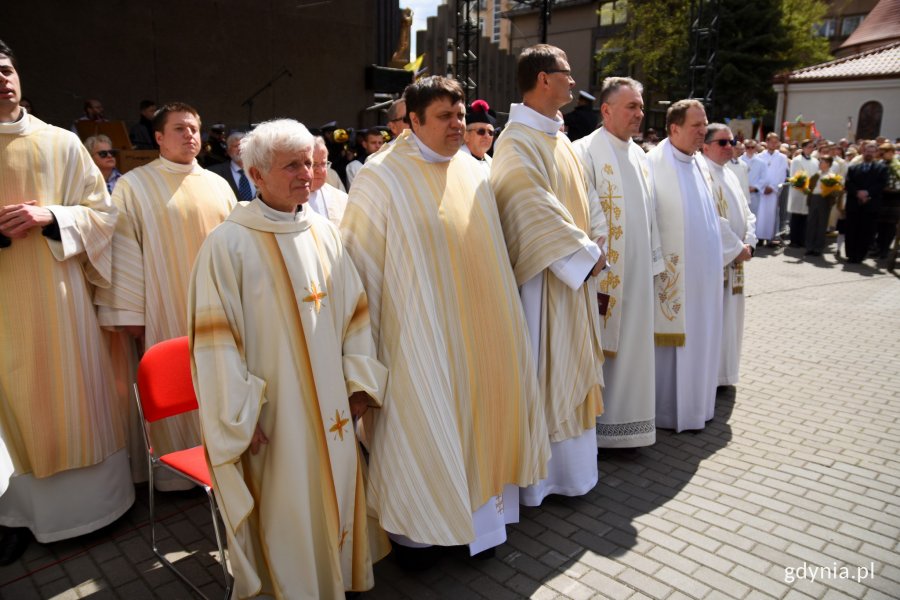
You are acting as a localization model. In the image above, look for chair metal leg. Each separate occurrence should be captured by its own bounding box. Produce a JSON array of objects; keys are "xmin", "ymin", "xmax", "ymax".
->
[
  {"xmin": 149, "ymin": 464, "xmax": 227, "ymax": 600},
  {"xmin": 204, "ymin": 485, "xmax": 233, "ymax": 600}
]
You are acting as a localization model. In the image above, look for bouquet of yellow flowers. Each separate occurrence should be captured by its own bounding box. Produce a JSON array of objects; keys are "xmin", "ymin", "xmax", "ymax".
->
[
  {"xmin": 788, "ymin": 170, "xmax": 809, "ymax": 191},
  {"xmin": 819, "ymin": 172, "xmax": 844, "ymax": 196}
]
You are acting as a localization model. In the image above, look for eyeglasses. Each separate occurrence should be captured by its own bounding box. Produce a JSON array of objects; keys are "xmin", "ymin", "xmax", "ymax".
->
[
  {"xmin": 544, "ymin": 69, "xmax": 571, "ymax": 76},
  {"xmin": 468, "ymin": 127, "xmax": 495, "ymax": 137},
  {"xmin": 711, "ymin": 139, "xmax": 737, "ymax": 147},
  {"xmin": 95, "ymin": 150, "xmax": 116, "ymax": 158},
  {"xmin": 312, "ymin": 161, "xmax": 332, "ymax": 170}
]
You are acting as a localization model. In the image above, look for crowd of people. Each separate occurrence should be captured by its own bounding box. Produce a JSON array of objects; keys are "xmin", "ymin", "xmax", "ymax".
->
[{"xmin": 1, "ymin": 36, "xmax": 898, "ymax": 598}]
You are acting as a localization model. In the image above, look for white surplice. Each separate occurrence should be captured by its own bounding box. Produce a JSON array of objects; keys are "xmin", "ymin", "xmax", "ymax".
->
[{"xmin": 652, "ymin": 144, "xmax": 724, "ymax": 431}]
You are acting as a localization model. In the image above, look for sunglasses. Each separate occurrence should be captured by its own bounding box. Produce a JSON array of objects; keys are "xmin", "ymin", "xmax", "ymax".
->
[
  {"xmin": 468, "ymin": 128, "xmax": 495, "ymax": 137},
  {"xmin": 96, "ymin": 150, "xmax": 117, "ymax": 158},
  {"xmin": 711, "ymin": 139, "xmax": 737, "ymax": 147}
]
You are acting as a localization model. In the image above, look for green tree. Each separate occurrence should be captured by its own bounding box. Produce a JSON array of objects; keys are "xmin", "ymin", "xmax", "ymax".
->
[
  {"xmin": 714, "ymin": 0, "xmax": 790, "ymax": 120},
  {"xmin": 597, "ymin": 0, "xmax": 691, "ymax": 99},
  {"xmin": 778, "ymin": 0, "xmax": 831, "ymax": 68},
  {"xmin": 600, "ymin": 0, "xmax": 831, "ymax": 120}
]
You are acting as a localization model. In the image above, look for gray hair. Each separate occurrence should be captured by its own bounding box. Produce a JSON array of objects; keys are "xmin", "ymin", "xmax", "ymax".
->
[
  {"xmin": 226, "ymin": 131, "xmax": 246, "ymax": 145},
  {"xmin": 387, "ymin": 99, "xmax": 406, "ymax": 121},
  {"xmin": 84, "ymin": 134, "xmax": 113, "ymax": 153},
  {"xmin": 313, "ymin": 135, "xmax": 328, "ymax": 151},
  {"xmin": 704, "ymin": 123, "xmax": 731, "ymax": 143},
  {"xmin": 599, "ymin": 77, "xmax": 643, "ymax": 106},
  {"xmin": 241, "ymin": 119, "xmax": 314, "ymax": 174}
]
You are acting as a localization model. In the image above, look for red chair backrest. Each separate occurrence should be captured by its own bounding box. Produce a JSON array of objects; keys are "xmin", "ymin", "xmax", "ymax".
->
[{"xmin": 136, "ymin": 336, "xmax": 198, "ymax": 423}]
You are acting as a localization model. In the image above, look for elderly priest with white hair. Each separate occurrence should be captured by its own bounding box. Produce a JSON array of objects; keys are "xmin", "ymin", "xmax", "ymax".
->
[{"xmin": 188, "ymin": 119, "xmax": 389, "ymax": 599}]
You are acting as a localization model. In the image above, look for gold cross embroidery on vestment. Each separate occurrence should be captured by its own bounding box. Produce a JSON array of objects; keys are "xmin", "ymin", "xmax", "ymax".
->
[
  {"xmin": 303, "ymin": 281, "xmax": 327, "ymax": 312},
  {"xmin": 329, "ymin": 409, "xmax": 350, "ymax": 441}
]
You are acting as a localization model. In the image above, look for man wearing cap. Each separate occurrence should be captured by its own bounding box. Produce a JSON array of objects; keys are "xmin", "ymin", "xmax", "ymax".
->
[
  {"xmin": 207, "ymin": 131, "xmax": 256, "ymax": 201},
  {"xmin": 345, "ymin": 129, "xmax": 385, "ymax": 188},
  {"xmin": 564, "ymin": 90, "xmax": 598, "ymax": 142},
  {"xmin": 341, "ymin": 75, "xmax": 548, "ymax": 564},
  {"xmin": 200, "ymin": 123, "xmax": 229, "ymax": 167},
  {"xmin": 461, "ymin": 99, "xmax": 495, "ymax": 170}
]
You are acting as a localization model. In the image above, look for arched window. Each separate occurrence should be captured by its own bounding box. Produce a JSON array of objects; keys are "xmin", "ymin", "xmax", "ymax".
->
[{"xmin": 857, "ymin": 101, "xmax": 882, "ymax": 140}]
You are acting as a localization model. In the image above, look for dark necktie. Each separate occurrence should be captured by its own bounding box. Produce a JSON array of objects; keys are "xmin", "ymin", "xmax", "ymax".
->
[{"xmin": 237, "ymin": 169, "xmax": 252, "ymax": 201}]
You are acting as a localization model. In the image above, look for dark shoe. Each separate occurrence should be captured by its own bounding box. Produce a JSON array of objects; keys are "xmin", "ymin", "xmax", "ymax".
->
[
  {"xmin": 0, "ymin": 527, "xmax": 31, "ymax": 565},
  {"xmin": 392, "ymin": 542, "xmax": 443, "ymax": 571},
  {"xmin": 471, "ymin": 547, "xmax": 496, "ymax": 561}
]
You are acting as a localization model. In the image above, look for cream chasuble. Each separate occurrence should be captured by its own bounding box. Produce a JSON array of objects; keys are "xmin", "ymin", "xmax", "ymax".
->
[
  {"xmin": 704, "ymin": 156, "xmax": 758, "ymax": 386},
  {"xmin": 190, "ymin": 200, "xmax": 389, "ymax": 599},
  {"xmin": 574, "ymin": 127, "xmax": 663, "ymax": 448},
  {"xmin": 0, "ymin": 112, "xmax": 133, "ymax": 541},
  {"xmin": 491, "ymin": 103, "xmax": 605, "ymax": 505},
  {"xmin": 341, "ymin": 130, "xmax": 549, "ymax": 548},
  {"xmin": 95, "ymin": 157, "xmax": 236, "ymax": 463},
  {"xmin": 648, "ymin": 140, "xmax": 724, "ymax": 432}
]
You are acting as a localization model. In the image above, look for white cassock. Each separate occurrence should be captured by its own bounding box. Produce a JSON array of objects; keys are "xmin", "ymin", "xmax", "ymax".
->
[
  {"xmin": 648, "ymin": 141, "xmax": 724, "ymax": 431},
  {"xmin": 574, "ymin": 127, "xmax": 663, "ymax": 448},
  {"xmin": 345, "ymin": 159, "xmax": 363, "ymax": 188},
  {"xmin": 743, "ymin": 154, "xmax": 764, "ymax": 216},
  {"xmin": 306, "ymin": 183, "xmax": 349, "ymax": 226},
  {"xmin": 788, "ymin": 154, "xmax": 818, "ymax": 217},
  {"xmin": 751, "ymin": 150, "xmax": 788, "ymax": 241},
  {"xmin": 727, "ymin": 159, "xmax": 750, "ymax": 199},
  {"xmin": 705, "ymin": 156, "xmax": 758, "ymax": 386},
  {"xmin": 459, "ymin": 144, "xmax": 492, "ymax": 174}
]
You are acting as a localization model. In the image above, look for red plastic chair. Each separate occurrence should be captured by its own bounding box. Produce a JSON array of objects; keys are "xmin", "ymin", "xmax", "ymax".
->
[{"xmin": 134, "ymin": 336, "xmax": 232, "ymax": 599}]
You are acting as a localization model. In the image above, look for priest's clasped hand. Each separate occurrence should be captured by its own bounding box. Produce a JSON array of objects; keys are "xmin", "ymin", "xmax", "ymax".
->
[
  {"xmin": 349, "ymin": 391, "xmax": 372, "ymax": 419},
  {"xmin": 735, "ymin": 245, "xmax": 753, "ymax": 263},
  {"xmin": 0, "ymin": 201, "xmax": 54, "ymax": 239},
  {"xmin": 250, "ymin": 424, "xmax": 269, "ymax": 455}
]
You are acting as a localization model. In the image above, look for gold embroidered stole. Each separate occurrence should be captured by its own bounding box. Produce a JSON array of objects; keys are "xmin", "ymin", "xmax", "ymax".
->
[{"xmin": 711, "ymin": 168, "xmax": 745, "ymax": 296}]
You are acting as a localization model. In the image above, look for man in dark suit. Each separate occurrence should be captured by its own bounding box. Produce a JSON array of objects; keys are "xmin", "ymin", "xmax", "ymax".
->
[
  {"xmin": 563, "ymin": 90, "xmax": 598, "ymax": 142},
  {"xmin": 207, "ymin": 131, "xmax": 255, "ymax": 201},
  {"xmin": 845, "ymin": 141, "xmax": 889, "ymax": 263}
]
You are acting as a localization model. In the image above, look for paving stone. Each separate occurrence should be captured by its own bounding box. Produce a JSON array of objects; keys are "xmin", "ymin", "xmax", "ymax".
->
[{"xmin": 3, "ymin": 251, "xmax": 898, "ymax": 599}]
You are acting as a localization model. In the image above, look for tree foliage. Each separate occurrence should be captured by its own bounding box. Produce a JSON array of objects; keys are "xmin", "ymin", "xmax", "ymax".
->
[
  {"xmin": 598, "ymin": 0, "xmax": 691, "ymax": 98},
  {"xmin": 599, "ymin": 0, "xmax": 832, "ymax": 119}
]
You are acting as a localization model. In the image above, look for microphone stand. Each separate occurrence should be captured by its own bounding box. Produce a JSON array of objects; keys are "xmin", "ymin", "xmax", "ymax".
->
[{"xmin": 241, "ymin": 67, "xmax": 292, "ymax": 128}]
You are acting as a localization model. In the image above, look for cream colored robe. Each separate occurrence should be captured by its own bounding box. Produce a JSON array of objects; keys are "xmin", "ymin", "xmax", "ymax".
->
[
  {"xmin": 704, "ymin": 156, "xmax": 758, "ymax": 386},
  {"xmin": 341, "ymin": 130, "xmax": 549, "ymax": 546},
  {"xmin": 95, "ymin": 157, "xmax": 236, "ymax": 460},
  {"xmin": 307, "ymin": 183, "xmax": 348, "ymax": 226},
  {"xmin": 0, "ymin": 112, "xmax": 133, "ymax": 540},
  {"xmin": 189, "ymin": 200, "xmax": 389, "ymax": 599},
  {"xmin": 490, "ymin": 113, "xmax": 605, "ymax": 443},
  {"xmin": 574, "ymin": 127, "xmax": 663, "ymax": 448}
]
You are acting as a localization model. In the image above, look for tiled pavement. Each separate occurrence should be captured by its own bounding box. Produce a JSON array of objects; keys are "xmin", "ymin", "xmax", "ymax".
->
[{"xmin": 1, "ymin": 243, "xmax": 898, "ymax": 599}]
